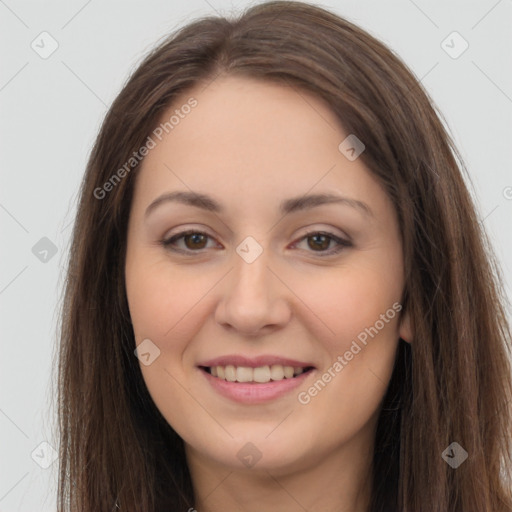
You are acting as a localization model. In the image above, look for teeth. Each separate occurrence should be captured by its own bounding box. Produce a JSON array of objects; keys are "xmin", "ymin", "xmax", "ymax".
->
[
  {"xmin": 236, "ymin": 366, "xmax": 253, "ymax": 382},
  {"xmin": 208, "ymin": 364, "xmax": 307, "ymax": 382},
  {"xmin": 283, "ymin": 366, "xmax": 294, "ymax": 379},
  {"xmin": 225, "ymin": 365, "xmax": 237, "ymax": 382},
  {"xmin": 253, "ymin": 365, "xmax": 271, "ymax": 383}
]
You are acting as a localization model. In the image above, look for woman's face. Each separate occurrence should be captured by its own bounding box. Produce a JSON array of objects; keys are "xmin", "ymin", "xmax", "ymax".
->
[{"xmin": 125, "ymin": 75, "xmax": 412, "ymax": 476}]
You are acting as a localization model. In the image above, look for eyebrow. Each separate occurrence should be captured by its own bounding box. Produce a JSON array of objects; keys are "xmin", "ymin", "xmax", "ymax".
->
[{"xmin": 144, "ymin": 190, "xmax": 373, "ymax": 218}]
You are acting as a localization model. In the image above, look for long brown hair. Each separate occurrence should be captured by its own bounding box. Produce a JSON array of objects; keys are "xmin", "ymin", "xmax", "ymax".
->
[{"xmin": 56, "ymin": 1, "xmax": 512, "ymax": 510}]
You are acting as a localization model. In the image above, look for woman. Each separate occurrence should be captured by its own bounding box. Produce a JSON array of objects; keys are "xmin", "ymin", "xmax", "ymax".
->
[{"xmin": 57, "ymin": 1, "xmax": 512, "ymax": 510}]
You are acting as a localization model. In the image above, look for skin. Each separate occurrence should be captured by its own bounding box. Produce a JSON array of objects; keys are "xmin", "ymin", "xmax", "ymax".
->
[{"xmin": 125, "ymin": 75, "xmax": 413, "ymax": 512}]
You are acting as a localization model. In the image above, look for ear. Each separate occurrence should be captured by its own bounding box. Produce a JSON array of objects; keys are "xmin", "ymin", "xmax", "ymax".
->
[{"xmin": 399, "ymin": 308, "xmax": 413, "ymax": 344}]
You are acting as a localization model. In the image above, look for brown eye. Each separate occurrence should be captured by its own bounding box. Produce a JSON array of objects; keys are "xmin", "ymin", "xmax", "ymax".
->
[
  {"xmin": 161, "ymin": 230, "xmax": 351, "ymax": 257},
  {"xmin": 307, "ymin": 233, "xmax": 331, "ymax": 251},
  {"xmin": 293, "ymin": 231, "xmax": 352, "ymax": 256},
  {"xmin": 161, "ymin": 231, "xmax": 215, "ymax": 252},
  {"xmin": 182, "ymin": 233, "xmax": 208, "ymax": 250}
]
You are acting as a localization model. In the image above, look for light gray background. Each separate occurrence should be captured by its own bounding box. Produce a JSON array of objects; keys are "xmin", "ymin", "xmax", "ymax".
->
[{"xmin": 1, "ymin": 0, "xmax": 511, "ymax": 510}]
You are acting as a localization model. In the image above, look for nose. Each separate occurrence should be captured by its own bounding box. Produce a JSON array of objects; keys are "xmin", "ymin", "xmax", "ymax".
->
[{"xmin": 214, "ymin": 242, "xmax": 292, "ymax": 336}]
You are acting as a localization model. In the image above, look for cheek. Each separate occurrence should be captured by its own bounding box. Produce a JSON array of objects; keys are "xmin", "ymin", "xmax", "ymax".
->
[
  {"xmin": 126, "ymin": 255, "xmax": 207, "ymax": 346},
  {"xmin": 295, "ymin": 266, "xmax": 401, "ymax": 415},
  {"xmin": 299, "ymin": 262, "xmax": 403, "ymax": 352},
  {"xmin": 125, "ymin": 257, "xmax": 211, "ymax": 429},
  {"xmin": 295, "ymin": 263, "xmax": 402, "ymax": 421}
]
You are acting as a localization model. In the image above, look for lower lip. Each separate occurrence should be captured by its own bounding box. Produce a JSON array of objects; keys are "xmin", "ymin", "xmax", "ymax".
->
[{"xmin": 200, "ymin": 368, "xmax": 314, "ymax": 404}]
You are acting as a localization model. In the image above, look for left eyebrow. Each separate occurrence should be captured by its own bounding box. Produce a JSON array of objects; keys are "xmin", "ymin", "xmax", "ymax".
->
[{"xmin": 279, "ymin": 192, "xmax": 373, "ymax": 218}]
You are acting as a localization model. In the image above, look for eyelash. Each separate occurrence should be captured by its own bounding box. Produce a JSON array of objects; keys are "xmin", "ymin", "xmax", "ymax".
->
[{"xmin": 160, "ymin": 229, "xmax": 352, "ymax": 257}]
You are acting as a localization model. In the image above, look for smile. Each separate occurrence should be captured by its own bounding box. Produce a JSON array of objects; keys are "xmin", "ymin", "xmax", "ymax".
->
[
  {"xmin": 197, "ymin": 356, "xmax": 316, "ymax": 404},
  {"xmin": 202, "ymin": 364, "xmax": 314, "ymax": 383}
]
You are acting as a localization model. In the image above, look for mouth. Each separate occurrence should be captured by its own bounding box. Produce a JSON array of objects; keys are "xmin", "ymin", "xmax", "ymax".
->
[
  {"xmin": 197, "ymin": 357, "xmax": 317, "ymax": 404},
  {"xmin": 199, "ymin": 364, "xmax": 315, "ymax": 383}
]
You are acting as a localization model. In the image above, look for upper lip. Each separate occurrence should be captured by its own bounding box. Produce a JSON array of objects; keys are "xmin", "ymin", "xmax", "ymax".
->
[{"xmin": 199, "ymin": 355, "xmax": 315, "ymax": 369}]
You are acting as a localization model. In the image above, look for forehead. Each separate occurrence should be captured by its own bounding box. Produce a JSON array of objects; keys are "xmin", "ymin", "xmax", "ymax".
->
[
  {"xmin": 132, "ymin": 75, "xmax": 386, "ymax": 217},
  {"xmin": 145, "ymin": 75, "xmax": 346, "ymax": 168}
]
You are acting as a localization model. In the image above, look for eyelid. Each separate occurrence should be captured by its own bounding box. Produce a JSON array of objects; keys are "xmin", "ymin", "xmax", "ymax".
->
[
  {"xmin": 161, "ymin": 228, "xmax": 220, "ymax": 252},
  {"xmin": 290, "ymin": 229, "xmax": 352, "ymax": 256},
  {"xmin": 294, "ymin": 226, "xmax": 352, "ymax": 245},
  {"xmin": 161, "ymin": 226, "xmax": 352, "ymax": 257}
]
